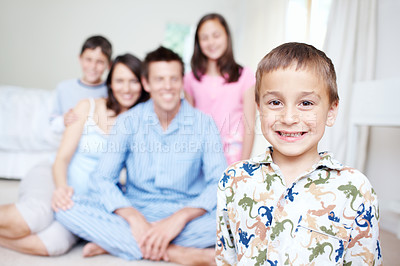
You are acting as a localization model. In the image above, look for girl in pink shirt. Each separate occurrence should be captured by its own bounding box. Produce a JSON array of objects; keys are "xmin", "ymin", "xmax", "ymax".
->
[{"xmin": 184, "ymin": 13, "xmax": 256, "ymax": 165}]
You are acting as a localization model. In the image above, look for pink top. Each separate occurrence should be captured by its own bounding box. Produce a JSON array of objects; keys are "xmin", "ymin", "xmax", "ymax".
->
[{"xmin": 184, "ymin": 67, "xmax": 255, "ymax": 165}]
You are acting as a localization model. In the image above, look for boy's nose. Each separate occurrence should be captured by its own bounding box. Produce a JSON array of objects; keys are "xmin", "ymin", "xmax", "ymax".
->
[
  {"xmin": 89, "ymin": 61, "xmax": 97, "ymax": 70},
  {"xmin": 280, "ymin": 108, "xmax": 300, "ymax": 125}
]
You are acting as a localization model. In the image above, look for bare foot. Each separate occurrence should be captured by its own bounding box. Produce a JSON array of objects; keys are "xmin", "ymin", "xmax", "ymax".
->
[
  {"xmin": 167, "ymin": 245, "xmax": 216, "ymax": 266},
  {"xmin": 82, "ymin": 242, "xmax": 108, "ymax": 257}
]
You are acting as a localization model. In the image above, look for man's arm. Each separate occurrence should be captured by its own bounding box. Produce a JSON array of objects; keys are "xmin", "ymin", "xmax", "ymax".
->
[
  {"xmin": 114, "ymin": 207, "xmax": 151, "ymax": 244},
  {"xmin": 89, "ymin": 112, "xmax": 136, "ymax": 212},
  {"xmin": 140, "ymin": 207, "xmax": 206, "ymax": 261}
]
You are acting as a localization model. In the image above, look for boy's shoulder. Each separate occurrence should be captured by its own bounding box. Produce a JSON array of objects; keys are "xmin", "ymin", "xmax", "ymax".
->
[
  {"xmin": 331, "ymin": 165, "xmax": 375, "ymax": 198},
  {"xmin": 222, "ymin": 149, "xmax": 272, "ymax": 175},
  {"xmin": 219, "ymin": 153, "xmax": 269, "ymax": 189},
  {"xmin": 318, "ymin": 152, "xmax": 372, "ymax": 187},
  {"xmin": 55, "ymin": 79, "xmax": 79, "ymax": 90},
  {"xmin": 55, "ymin": 79, "xmax": 107, "ymax": 92},
  {"xmin": 309, "ymin": 152, "xmax": 377, "ymax": 206}
]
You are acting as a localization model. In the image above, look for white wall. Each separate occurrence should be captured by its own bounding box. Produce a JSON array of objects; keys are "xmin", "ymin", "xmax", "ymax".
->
[
  {"xmin": 366, "ymin": 0, "xmax": 400, "ymax": 234},
  {"xmin": 0, "ymin": 0, "xmax": 245, "ymax": 90},
  {"xmin": 0, "ymin": 0, "xmax": 284, "ymax": 156}
]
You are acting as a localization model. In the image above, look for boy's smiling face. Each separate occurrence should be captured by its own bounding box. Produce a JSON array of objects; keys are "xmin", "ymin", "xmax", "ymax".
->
[
  {"xmin": 257, "ymin": 66, "xmax": 338, "ymax": 164},
  {"xmin": 80, "ymin": 47, "xmax": 109, "ymax": 85}
]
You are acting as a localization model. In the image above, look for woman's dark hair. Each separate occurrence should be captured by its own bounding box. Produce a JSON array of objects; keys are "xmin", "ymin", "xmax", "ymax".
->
[
  {"xmin": 191, "ymin": 13, "xmax": 242, "ymax": 83},
  {"xmin": 106, "ymin": 54, "xmax": 149, "ymax": 115}
]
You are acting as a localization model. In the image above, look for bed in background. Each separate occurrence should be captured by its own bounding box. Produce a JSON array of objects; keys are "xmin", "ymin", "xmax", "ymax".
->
[{"xmin": 0, "ymin": 85, "xmax": 60, "ymax": 179}]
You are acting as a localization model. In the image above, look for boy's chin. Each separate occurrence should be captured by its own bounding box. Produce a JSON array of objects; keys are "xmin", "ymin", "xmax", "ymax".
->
[
  {"xmin": 272, "ymin": 145, "xmax": 319, "ymax": 159},
  {"xmin": 82, "ymin": 77, "xmax": 102, "ymax": 85}
]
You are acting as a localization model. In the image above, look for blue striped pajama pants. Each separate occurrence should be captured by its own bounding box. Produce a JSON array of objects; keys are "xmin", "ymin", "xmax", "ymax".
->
[{"xmin": 55, "ymin": 195, "xmax": 216, "ymax": 260}]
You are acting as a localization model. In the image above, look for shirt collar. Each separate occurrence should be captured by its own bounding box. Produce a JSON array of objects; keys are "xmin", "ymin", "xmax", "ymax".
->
[
  {"xmin": 165, "ymin": 99, "xmax": 191, "ymax": 133},
  {"xmin": 249, "ymin": 146, "xmax": 344, "ymax": 171},
  {"xmin": 315, "ymin": 151, "xmax": 344, "ymax": 171},
  {"xmin": 77, "ymin": 79, "xmax": 105, "ymax": 89},
  {"xmin": 249, "ymin": 146, "xmax": 274, "ymax": 164},
  {"xmin": 143, "ymin": 98, "xmax": 192, "ymax": 134}
]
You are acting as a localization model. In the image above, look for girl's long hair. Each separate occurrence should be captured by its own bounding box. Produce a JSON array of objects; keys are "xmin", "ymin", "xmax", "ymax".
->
[{"xmin": 191, "ymin": 13, "xmax": 242, "ymax": 83}]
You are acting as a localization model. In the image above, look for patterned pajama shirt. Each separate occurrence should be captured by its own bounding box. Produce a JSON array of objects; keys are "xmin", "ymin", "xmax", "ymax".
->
[{"xmin": 216, "ymin": 148, "xmax": 381, "ymax": 265}]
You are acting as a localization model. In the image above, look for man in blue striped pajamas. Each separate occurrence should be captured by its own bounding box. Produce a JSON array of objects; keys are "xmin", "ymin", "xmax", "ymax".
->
[{"xmin": 55, "ymin": 46, "xmax": 227, "ymax": 265}]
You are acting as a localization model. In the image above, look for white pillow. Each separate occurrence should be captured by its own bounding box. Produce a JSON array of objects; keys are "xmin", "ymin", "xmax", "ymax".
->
[{"xmin": 0, "ymin": 86, "xmax": 60, "ymax": 151}]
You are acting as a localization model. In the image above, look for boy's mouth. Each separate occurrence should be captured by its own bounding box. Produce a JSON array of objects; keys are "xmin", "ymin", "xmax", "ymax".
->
[
  {"xmin": 278, "ymin": 131, "xmax": 305, "ymax": 137},
  {"xmin": 276, "ymin": 131, "xmax": 308, "ymax": 142}
]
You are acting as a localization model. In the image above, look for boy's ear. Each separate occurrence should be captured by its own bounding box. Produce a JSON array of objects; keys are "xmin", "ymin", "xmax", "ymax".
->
[{"xmin": 326, "ymin": 101, "xmax": 339, "ymax": 127}]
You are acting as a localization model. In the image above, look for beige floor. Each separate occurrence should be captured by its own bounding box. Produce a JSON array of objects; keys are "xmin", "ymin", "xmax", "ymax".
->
[
  {"xmin": 1, "ymin": 178, "xmax": 399, "ymax": 265},
  {"xmin": 0, "ymin": 178, "xmax": 179, "ymax": 266}
]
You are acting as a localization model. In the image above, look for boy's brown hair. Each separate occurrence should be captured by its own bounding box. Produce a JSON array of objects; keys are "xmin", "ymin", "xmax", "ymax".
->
[
  {"xmin": 255, "ymin": 42, "xmax": 339, "ymax": 104},
  {"xmin": 80, "ymin": 35, "xmax": 112, "ymax": 63}
]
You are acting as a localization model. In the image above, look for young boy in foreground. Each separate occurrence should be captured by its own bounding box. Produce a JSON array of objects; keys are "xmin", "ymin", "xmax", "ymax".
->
[{"xmin": 216, "ymin": 42, "xmax": 381, "ymax": 265}]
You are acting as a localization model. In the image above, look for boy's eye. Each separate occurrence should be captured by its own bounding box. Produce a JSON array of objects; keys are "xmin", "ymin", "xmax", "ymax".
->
[
  {"xmin": 269, "ymin": 100, "xmax": 281, "ymax": 106},
  {"xmin": 300, "ymin": 100, "xmax": 313, "ymax": 106}
]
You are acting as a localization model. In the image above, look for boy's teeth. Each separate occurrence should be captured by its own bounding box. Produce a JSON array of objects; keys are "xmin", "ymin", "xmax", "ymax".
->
[{"xmin": 281, "ymin": 132, "xmax": 302, "ymax": 137}]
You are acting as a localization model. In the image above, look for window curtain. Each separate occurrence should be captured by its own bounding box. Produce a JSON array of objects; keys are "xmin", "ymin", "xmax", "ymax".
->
[{"xmin": 319, "ymin": 0, "xmax": 377, "ymax": 171}]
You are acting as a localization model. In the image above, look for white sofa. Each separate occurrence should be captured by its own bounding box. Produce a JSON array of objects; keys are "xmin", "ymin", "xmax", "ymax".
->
[{"xmin": 0, "ymin": 85, "xmax": 60, "ymax": 179}]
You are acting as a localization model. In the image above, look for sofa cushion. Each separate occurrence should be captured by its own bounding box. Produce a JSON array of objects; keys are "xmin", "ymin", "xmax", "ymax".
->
[{"xmin": 0, "ymin": 85, "xmax": 60, "ymax": 151}]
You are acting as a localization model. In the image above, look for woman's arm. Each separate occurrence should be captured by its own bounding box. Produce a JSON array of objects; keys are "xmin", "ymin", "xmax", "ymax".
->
[
  {"xmin": 52, "ymin": 99, "xmax": 90, "ymax": 211},
  {"xmin": 241, "ymin": 86, "xmax": 256, "ymax": 160}
]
